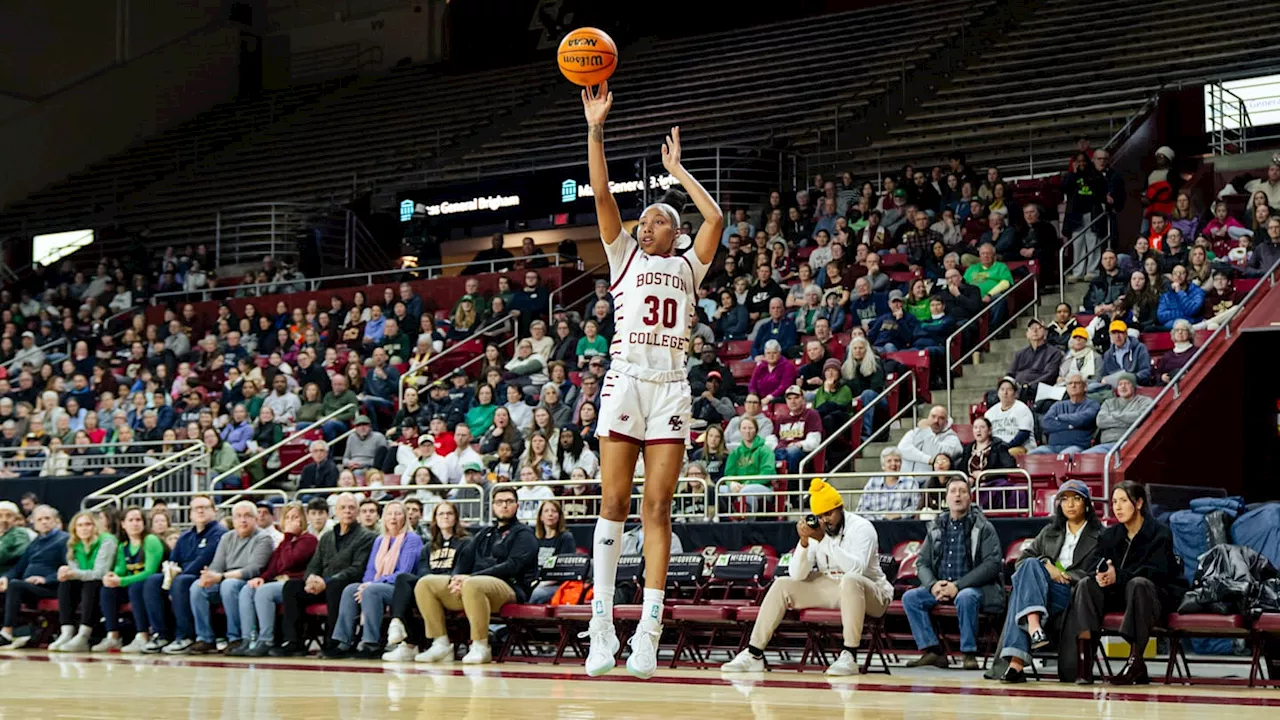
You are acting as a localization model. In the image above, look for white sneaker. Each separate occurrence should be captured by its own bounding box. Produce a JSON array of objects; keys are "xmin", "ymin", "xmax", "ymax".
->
[
  {"xmin": 121, "ymin": 635, "xmax": 149, "ymax": 654},
  {"xmin": 825, "ymin": 649, "xmax": 859, "ymax": 676},
  {"xmin": 143, "ymin": 637, "xmax": 170, "ymax": 654},
  {"xmin": 625, "ymin": 625, "xmax": 662, "ymax": 679},
  {"xmin": 415, "ymin": 638, "xmax": 454, "ymax": 664},
  {"xmin": 580, "ymin": 617, "xmax": 619, "ymax": 677},
  {"xmin": 382, "ymin": 643, "xmax": 417, "ymax": 662},
  {"xmin": 91, "ymin": 636, "xmax": 122, "ymax": 653},
  {"xmin": 461, "ymin": 642, "xmax": 491, "ymax": 665},
  {"xmin": 721, "ymin": 648, "xmax": 765, "ymax": 673},
  {"xmin": 60, "ymin": 632, "xmax": 91, "ymax": 653},
  {"xmin": 162, "ymin": 638, "xmax": 194, "ymax": 654},
  {"xmin": 386, "ymin": 618, "xmax": 407, "ymax": 646},
  {"xmin": 48, "ymin": 628, "xmax": 75, "ymax": 652},
  {"xmin": 5, "ymin": 636, "xmax": 31, "ymax": 650}
]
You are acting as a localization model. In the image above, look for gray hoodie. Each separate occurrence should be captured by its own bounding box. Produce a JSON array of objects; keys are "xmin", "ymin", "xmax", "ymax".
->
[
  {"xmin": 209, "ymin": 527, "xmax": 273, "ymax": 579},
  {"xmin": 896, "ymin": 420, "xmax": 963, "ymax": 473},
  {"xmin": 1096, "ymin": 393, "xmax": 1155, "ymax": 444}
]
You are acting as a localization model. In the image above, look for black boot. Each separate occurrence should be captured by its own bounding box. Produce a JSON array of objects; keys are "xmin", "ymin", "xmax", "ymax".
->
[
  {"xmin": 1074, "ymin": 638, "xmax": 1095, "ymax": 685},
  {"xmin": 1111, "ymin": 655, "xmax": 1150, "ymax": 686}
]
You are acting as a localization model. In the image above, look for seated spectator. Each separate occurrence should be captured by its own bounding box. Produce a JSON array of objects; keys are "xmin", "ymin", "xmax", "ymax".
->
[
  {"xmin": 849, "ymin": 277, "xmax": 889, "ymax": 330},
  {"xmin": 901, "ymin": 477, "xmax": 1003, "ymax": 670},
  {"xmin": 904, "ymin": 278, "xmax": 932, "ymax": 321},
  {"xmin": 505, "ymin": 339, "xmax": 548, "ymax": 397},
  {"xmin": 958, "ymin": 417, "xmax": 1016, "ymax": 486},
  {"xmin": 774, "ymin": 386, "xmax": 822, "ymax": 474},
  {"xmin": 341, "ymin": 415, "xmax": 387, "ymax": 473},
  {"xmin": 0, "ymin": 502, "xmax": 31, "ymax": 582},
  {"xmin": 980, "ymin": 213, "xmax": 1016, "ymax": 259},
  {"xmin": 1157, "ymin": 265, "xmax": 1205, "ymax": 327},
  {"xmin": 1053, "ymin": 327, "xmax": 1102, "ymax": 390},
  {"xmin": 557, "ymin": 426, "xmax": 598, "ymax": 479},
  {"xmin": 0, "ymin": 504, "xmax": 66, "ymax": 647},
  {"xmin": 322, "ymin": 500, "xmax": 422, "ymax": 659},
  {"xmin": 101, "ymin": 507, "xmax": 165, "ymax": 653},
  {"xmin": 912, "ymin": 296, "xmax": 956, "ymax": 366},
  {"xmin": 1007, "ymin": 320, "xmax": 1063, "ymax": 401},
  {"xmin": 1202, "ymin": 199, "xmax": 1249, "ymax": 244},
  {"xmin": 524, "ymin": 501, "xmax": 577, "ymax": 604},
  {"xmin": 896, "ymin": 405, "xmax": 962, "ymax": 473},
  {"xmin": 751, "ymin": 298, "xmax": 800, "ymax": 360},
  {"xmin": 412, "ymin": 487, "xmax": 536, "ymax": 666},
  {"xmin": 722, "ymin": 479, "xmax": 892, "ymax": 676},
  {"xmin": 747, "ymin": 341, "xmax": 797, "ymax": 407},
  {"xmin": 715, "ymin": 289, "xmax": 750, "ymax": 340},
  {"xmin": 317, "ymin": 375, "xmax": 358, "ymax": 441},
  {"xmin": 229, "ymin": 503, "xmax": 318, "ymax": 656},
  {"xmin": 166, "ymin": 501, "xmax": 272, "ymax": 655},
  {"xmin": 723, "ymin": 416, "xmax": 776, "ymax": 502},
  {"xmin": 1157, "ymin": 228, "xmax": 1190, "ymax": 275},
  {"xmin": 690, "ymin": 425, "xmax": 728, "ymax": 482},
  {"xmin": 902, "ymin": 211, "xmax": 943, "ymax": 266},
  {"xmin": 380, "ymin": 500, "xmax": 470, "ymax": 661},
  {"xmin": 726, "ymin": 394, "xmax": 776, "ymax": 451},
  {"xmin": 1155, "ymin": 319, "xmax": 1197, "ymax": 385},
  {"xmin": 692, "ymin": 371, "xmax": 735, "ymax": 426},
  {"xmin": 857, "ymin": 447, "xmax": 923, "ymax": 519},
  {"xmin": 1030, "ymin": 374, "xmax": 1100, "ymax": 455},
  {"xmin": 296, "ymin": 440, "xmax": 339, "ymax": 497},
  {"xmin": 840, "ymin": 337, "xmax": 888, "ymax": 442},
  {"xmin": 868, "ymin": 290, "xmax": 919, "ymax": 354},
  {"xmin": 1082, "ymin": 373, "xmax": 1153, "ymax": 455},
  {"xmin": 992, "ymin": 480, "xmax": 1102, "ymax": 683},
  {"xmin": 46, "ymin": 511, "xmax": 118, "ymax": 652},
  {"xmin": 1045, "ymin": 303, "xmax": 1081, "ymax": 351},
  {"xmin": 1070, "ymin": 482, "xmax": 1186, "ymax": 686},
  {"xmin": 1012, "ymin": 204, "xmax": 1055, "ymax": 260},
  {"xmin": 1083, "ymin": 251, "xmax": 1127, "ymax": 316},
  {"xmin": 934, "ymin": 267, "xmax": 983, "ymax": 322},
  {"xmin": 132, "ymin": 495, "xmax": 224, "ymax": 653},
  {"xmin": 1099, "ymin": 320, "xmax": 1152, "ymax": 387},
  {"xmin": 963, "ymin": 243, "xmax": 1013, "ymax": 320},
  {"xmin": 747, "ymin": 263, "xmax": 786, "ymax": 323}
]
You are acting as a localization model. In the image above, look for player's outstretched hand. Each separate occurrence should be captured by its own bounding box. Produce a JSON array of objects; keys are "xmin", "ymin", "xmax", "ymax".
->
[
  {"xmin": 582, "ymin": 81, "xmax": 613, "ymax": 127},
  {"xmin": 661, "ymin": 126, "xmax": 682, "ymax": 173}
]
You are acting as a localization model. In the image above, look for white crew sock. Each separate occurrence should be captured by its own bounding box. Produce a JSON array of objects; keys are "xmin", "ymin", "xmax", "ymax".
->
[
  {"xmin": 0, "ymin": 629, "xmax": 13, "ymax": 641},
  {"xmin": 77, "ymin": 625, "xmax": 93, "ymax": 637},
  {"xmin": 591, "ymin": 517, "xmax": 624, "ymax": 619},
  {"xmin": 638, "ymin": 588, "xmax": 665, "ymax": 632},
  {"xmin": 58, "ymin": 625, "xmax": 75, "ymax": 638}
]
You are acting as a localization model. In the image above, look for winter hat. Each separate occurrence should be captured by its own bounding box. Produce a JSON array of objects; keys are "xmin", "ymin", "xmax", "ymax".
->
[
  {"xmin": 809, "ymin": 478, "xmax": 844, "ymax": 515},
  {"xmin": 1154, "ymin": 146, "xmax": 1175, "ymax": 161},
  {"xmin": 822, "ymin": 358, "xmax": 842, "ymax": 374}
]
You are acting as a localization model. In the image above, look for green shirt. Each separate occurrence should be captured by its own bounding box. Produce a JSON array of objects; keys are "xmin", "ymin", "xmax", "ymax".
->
[
  {"xmin": 905, "ymin": 297, "xmax": 931, "ymax": 321},
  {"xmin": 0, "ymin": 526, "xmax": 33, "ymax": 575},
  {"xmin": 576, "ymin": 335, "xmax": 608, "ymax": 360},
  {"xmin": 724, "ymin": 436, "xmax": 775, "ymax": 484},
  {"xmin": 466, "ymin": 403, "xmax": 497, "ymax": 437},
  {"xmin": 814, "ymin": 383, "xmax": 853, "ymax": 409},
  {"xmin": 963, "ymin": 261, "xmax": 1014, "ymax": 297},
  {"xmin": 321, "ymin": 390, "xmax": 359, "ymax": 422},
  {"xmin": 114, "ymin": 535, "xmax": 165, "ymax": 588}
]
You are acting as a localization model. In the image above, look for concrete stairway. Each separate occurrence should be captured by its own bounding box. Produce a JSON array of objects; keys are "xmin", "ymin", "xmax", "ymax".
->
[{"xmin": 833, "ymin": 279, "xmax": 1084, "ymax": 487}]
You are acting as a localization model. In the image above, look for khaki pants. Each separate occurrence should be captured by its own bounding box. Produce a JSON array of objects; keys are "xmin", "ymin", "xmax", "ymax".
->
[
  {"xmin": 749, "ymin": 574, "xmax": 889, "ymax": 650},
  {"xmin": 414, "ymin": 575, "xmax": 515, "ymax": 642}
]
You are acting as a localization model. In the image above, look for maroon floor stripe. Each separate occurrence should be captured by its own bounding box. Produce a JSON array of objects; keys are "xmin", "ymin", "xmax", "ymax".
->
[{"xmin": 4, "ymin": 652, "xmax": 1277, "ymax": 706}]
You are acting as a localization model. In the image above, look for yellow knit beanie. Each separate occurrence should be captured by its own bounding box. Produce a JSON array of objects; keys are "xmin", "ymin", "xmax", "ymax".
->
[{"xmin": 808, "ymin": 478, "xmax": 843, "ymax": 515}]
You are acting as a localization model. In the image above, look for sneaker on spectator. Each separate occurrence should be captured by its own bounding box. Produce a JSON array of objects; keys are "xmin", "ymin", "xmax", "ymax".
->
[
  {"xmin": 581, "ymin": 617, "xmax": 619, "ymax": 677},
  {"xmin": 244, "ymin": 642, "xmax": 272, "ymax": 657},
  {"xmin": 61, "ymin": 631, "xmax": 92, "ymax": 653},
  {"xmin": 721, "ymin": 649, "xmax": 765, "ymax": 673},
  {"xmin": 215, "ymin": 639, "xmax": 229, "ymax": 653},
  {"xmin": 386, "ymin": 619, "xmax": 407, "ymax": 646},
  {"xmin": 121, "ymin": 635, "xmax": 149, "ymax": 654},
  {"xmin": 625, "ymin": 625, "xmax": 661, "ymax": 679},
  {"xmin": 461, "ymin": 642, "xmax": 491, "ymax": 665},
  {"xmin": 825, "ymin": 650, "xmax": 859, "ymax": 676},
  {"xmin": 143, "ymin": 637, "xmax": 170, "ymax": 654},
  {"xmin": 91, "ymin": 636, "xmax": 122, "ymax": 653},
  {"xmin": 163, "ymin": 638, "xmax": 195, "ymax": 654},
  {"xmin": 269, "ymin": 641, "xmax": 308, "ymax": 657},
  {"xmin": 5, "ymin": 636, "xmax": 31, "ymax": 650},
  {"xmin": 382, "ymin": 643, "xmax": 417, "ymax": 662},
  {"xmin": 415, "ymin": 637, "xmax": 454, "ymax": 664},
  {"xmin": 48, "ymin": 627, "xmax": 74, "ymax": 652}
]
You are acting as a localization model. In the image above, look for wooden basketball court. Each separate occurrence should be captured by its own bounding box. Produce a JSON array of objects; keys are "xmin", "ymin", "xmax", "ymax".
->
[{"xmin": 1, "ymin": 651, "xmax": 1277, "ymax": 719}]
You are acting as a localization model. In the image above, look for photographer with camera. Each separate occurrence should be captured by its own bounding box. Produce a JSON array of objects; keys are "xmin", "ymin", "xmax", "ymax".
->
[{"xmin": 722, "ymin": 479, "xmax": 892, "ymax": 676}]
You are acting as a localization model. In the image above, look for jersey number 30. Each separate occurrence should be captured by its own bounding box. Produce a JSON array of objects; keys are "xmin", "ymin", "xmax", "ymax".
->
[{"xmin": 642, "ymin": 295, "xmax": 679, "ymax": 328}]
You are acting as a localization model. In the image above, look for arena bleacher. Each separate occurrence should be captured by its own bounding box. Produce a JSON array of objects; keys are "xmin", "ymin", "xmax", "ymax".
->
[{"xmin": 1, "ymin": 0, "xmax": 1279, "ymax": 696}]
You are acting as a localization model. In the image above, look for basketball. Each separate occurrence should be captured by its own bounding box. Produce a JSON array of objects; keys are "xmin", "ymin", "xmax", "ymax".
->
[{"xmin": 557, "ymin": 27, "xmax": 617, "ymax": 86}]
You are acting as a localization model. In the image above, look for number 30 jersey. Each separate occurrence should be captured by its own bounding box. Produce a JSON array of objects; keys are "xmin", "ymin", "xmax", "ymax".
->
[{"xmin": 604, "ymin": 228, "xmax": 710, "ymax": 379}]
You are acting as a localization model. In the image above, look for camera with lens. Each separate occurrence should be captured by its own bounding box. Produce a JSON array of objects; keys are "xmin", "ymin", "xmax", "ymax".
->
[{"xmin": 804, "ymin": 514, "xmax": 821, "ymax": 529}]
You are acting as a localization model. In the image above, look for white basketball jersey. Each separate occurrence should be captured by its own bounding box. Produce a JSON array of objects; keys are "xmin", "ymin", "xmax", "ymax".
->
[{"xmin": 604, "ymin": 229, "xmax": 710, "ymax": 376}]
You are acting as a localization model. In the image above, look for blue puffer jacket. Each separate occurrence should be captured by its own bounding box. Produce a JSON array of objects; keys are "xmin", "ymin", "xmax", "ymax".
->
[{"xmin": 1157, "ymin": 284, "xmax": 1205, "ymax": 325}]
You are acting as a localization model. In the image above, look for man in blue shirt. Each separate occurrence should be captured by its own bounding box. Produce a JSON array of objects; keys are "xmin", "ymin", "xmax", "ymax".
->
[
  {"xmin": 142, "ymin": 495, "xmax": 226, "ymax": 653},
  {"xmin": 751, "ymin": 298, "xmax": 799, "ymax": 360},
  {"xmin": 1031, "ymin": 374, "xmax": 1101, "ymax": 455}
]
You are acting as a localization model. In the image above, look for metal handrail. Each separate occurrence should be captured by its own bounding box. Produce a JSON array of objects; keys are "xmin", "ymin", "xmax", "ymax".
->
[
  {"xmin": 80, "ymin": 442, "xmax": 208, "ymax": 510},
  {"xmin": 148, "ymin": 254, "xmax": 570, "ymax": 305},
  {"xmin": 714, "ymin": 471, "xmax": 968, "ymax": 521},
  {"xmin": 944, "ymin": 271, "xmax": 1041, "ymax": 418},
  {"xmin": 440, "ymin": 333, "xmax": 520, "ymax": 385},
  {"xmin": 1058, "ymin": 210, "xmax": 1114, "ymax": 305},
  {"xmin": 972, "ymin": 468, "xmax": 1034, "ymax": 518},
  {"xmin": 1102, "ymin": 255, "xmax": 1280, "ymax": 515},
  {"xmin": 220, "ymin": 424, "xmax": 359, "ymax": 506},
  {"xmin": 3, "ymin": 336, "xmax": 70, "ymax": 373},
  {"xmin": 547, "ymin": 261, "xmax": 607, "ymax": 320},
  {"xmin": 132, "ymin": 488, "xmax": 290, "ymax": 527},
  {"xmin": 491, "ymin": 478, "xmax": 711, "ymax": 524},
  {"xmin": 397, "ymin": 313, "xmax": 517, "ymax": 404},
  {"xmin": 291, "ymin": 483, "xmax": 488, "ymax": 524},
  {"xmin": 799, "ymin": 370, "xmax": 919, "ymax": 475},
  {"xmin": 211, "ymin": 403, "xmax": 358, "ymax": 490},
  {"xmin": 1103, "ymin": 90, "xmax": 1162, "ymax": 153}
]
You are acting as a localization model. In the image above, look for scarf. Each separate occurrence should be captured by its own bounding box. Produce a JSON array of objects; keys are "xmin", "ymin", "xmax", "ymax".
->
[
  {"xmin": 374, "ymin": 530, "xmax": 408, "ymax": 578},
  {"xmin": 1172, "ymin": 341, "xmax": 1193, "ymax": 353},
  {"xmin": 1066, "ymin": 347, "xmax": 1096, "ymax": 378}
]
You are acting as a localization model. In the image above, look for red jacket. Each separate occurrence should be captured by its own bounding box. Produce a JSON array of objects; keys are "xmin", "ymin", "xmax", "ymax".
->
[{"xmin": 258, "ymin": 532, "xmax": 318, "ymax": 581}]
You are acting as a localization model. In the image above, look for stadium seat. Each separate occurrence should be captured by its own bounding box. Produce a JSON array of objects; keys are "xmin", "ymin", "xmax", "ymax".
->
[{"xmin": 1163, "ymin": 613, "xmax": 1251, "ymax": 686}]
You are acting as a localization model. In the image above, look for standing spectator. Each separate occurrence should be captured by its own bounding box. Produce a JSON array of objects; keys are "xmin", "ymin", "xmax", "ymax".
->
[
  {"xmin": 323, "ymin": 500, "xmax": 422, "ymax": 659},
  {"xmin": 413, "ymin": 487, "xmax": 537, "ymax": 666},
  {"xmin": 138, "ymin": 495, "xmax": 225, "ymax": 653},
  {"xmin": 48, "ymin": 511, "xmax": 119, "ymax": 653},
  {"xmin": 168, "ymin": 501, "xmax": 272, "ymax": 655},
  {"xmin": 0, "ymin": 505, "xmax": 67, "ymax": 648},
  {"xmin": 271, "ymin": 493, "xmax": 375, "ymax": 656},
  {"xmin": 773, "ymin": 386, "xmax": 822, "ymax": 474},
  {"xmin": 901, "ymin": 478, "xmax": 1004, "ymax": 669},
  {"xmin": 895, "ymin": 405, "xmax": 962, "ymax": 474},
  {"xmin": 722, "ymin": 479, "xmax": 892, "ymax": 676},
  {"xmin": 1031, "ymin": 375, "xmax": 1100, "ymax": 455}
]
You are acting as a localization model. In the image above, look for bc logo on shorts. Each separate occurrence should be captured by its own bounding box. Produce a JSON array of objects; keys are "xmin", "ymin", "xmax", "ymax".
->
[{"xmin": 668, "ymin": 416, "xmax": 683, "ymax": 432}]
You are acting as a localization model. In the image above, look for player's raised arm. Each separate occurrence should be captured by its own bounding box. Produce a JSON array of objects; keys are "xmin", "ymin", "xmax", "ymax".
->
[
  {"xmin": 660, "ymin": 126, "xmax": 722, "ymax": 266},
  {"xmin": 583, "ymin": 82, "xmax": 622, "ymax": 244}
]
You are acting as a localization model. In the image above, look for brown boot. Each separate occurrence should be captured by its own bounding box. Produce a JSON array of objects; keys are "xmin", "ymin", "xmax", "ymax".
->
[{"xmin": 1074, "ymin": 638, "xmax": 1095, "ymax": 685}]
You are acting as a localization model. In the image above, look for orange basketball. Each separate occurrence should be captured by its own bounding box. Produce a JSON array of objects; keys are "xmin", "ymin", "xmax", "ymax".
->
[{"xmin": 557, "ymin": 27, "xmax": 617, "ymax": 87}]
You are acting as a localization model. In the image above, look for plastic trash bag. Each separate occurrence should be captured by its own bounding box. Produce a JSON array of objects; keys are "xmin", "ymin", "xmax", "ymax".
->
[{"xmin": 1177, "ymin": 544, "xmax": 1275, "ymax": 616}]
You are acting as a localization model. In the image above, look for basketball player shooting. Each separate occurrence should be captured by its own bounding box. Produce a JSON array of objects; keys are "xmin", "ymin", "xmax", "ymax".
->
[{"xmin": 578, "ymin": 81, "xmax": 723, "ymax": 679}]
